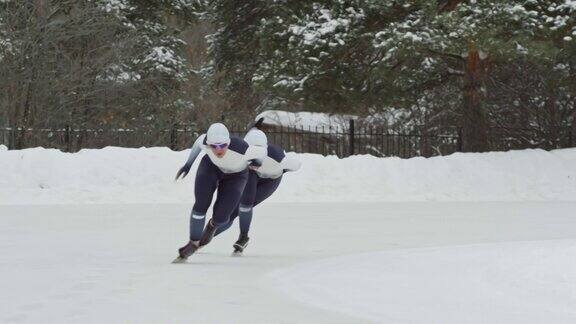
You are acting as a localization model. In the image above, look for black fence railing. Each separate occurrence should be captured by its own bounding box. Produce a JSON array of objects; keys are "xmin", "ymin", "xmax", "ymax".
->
[
  {"xmin": 1, "ymin": 122, "xmax": 573, "ymax": 158},
  {"xmin": 256, "ymin": 125, "xmax": 461, "ymax": 158},
  {"xmin": 1, "ymin": 126, "xmax": 188, "ymax": 152}
]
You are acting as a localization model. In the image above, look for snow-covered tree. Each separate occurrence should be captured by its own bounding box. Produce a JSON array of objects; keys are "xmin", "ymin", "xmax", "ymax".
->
[
  {"xmin": 248, "ymin": 0, "xmax": 575, "ymax": 151},
  {"xmin": 2, "ymin": 0, "xmax": 574, "ymax": 151},
  {"xmin": 252, "ymin": 1, "xmax": 372, "ymax": 113},
  {"xmin": 0, "ymin": 0, "xmax": 202, "ymax": 140}
]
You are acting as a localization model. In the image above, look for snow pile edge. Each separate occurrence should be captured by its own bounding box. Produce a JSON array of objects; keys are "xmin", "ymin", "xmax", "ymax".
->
[{"xmin": 1, "ymin": 147, "xmax": 575, "ymax": 204}]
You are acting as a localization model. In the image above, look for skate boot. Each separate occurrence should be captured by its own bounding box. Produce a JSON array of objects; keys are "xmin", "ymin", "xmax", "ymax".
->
[
  {"xmin": 233, "ymin": 235, "xmax": 250, "ymax": 254},
  {"xmin": 199, "ymin": 219, "xmax": 217, "ymax": 247},
  {"xmin": 172, "ymin": 240, "xmax": 199, "ymax": 263}
]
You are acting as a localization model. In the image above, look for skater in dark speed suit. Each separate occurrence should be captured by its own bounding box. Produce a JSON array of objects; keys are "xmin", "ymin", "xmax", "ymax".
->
[
  {"xmin": 202, "ymin": 127, "xmax": 301, "ymax": 254},
  {"xmin": 173, "ymin": 123, "xmax": 266, "ymax": 262}
]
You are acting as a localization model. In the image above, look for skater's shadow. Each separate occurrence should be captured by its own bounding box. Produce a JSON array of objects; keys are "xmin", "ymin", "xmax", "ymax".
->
[
  {"xmin": 197, "ymin": 253, "xmax": 288, "ymax": 261},
  {"xmin": 171, "ymin": 261, "xmax": 221, "ymax": 266}
]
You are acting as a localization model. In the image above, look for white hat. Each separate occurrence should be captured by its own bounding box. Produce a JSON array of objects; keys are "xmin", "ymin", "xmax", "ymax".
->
[
  {"xmin": 206, "ymin": 123, "xmax": 230, "ymax": 145},
  {"xmin": 244, "ymin": 129, "xmax": 267, "ymax": 147}
]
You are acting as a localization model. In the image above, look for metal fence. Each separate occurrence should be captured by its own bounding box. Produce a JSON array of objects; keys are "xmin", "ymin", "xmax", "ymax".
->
[
  {"xmin": 0, "ymin": 122, "xmax": 572, "ymax": 158},
  {"xmin": 0, "ymin": 124, "xmax": 461, "ymax": 158},
  {"xmin": 259, "ymin": 125, "xmax": 460, "ymax": 158},
  {"xmin": 1, "ymin": 126, "xmax": 180, "ymax": 152}
]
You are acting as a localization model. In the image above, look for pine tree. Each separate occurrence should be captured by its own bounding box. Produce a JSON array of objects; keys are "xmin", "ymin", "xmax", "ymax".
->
[{"xmin": 0, "ymin": 0, "xmax": 203, "ymax": 135}]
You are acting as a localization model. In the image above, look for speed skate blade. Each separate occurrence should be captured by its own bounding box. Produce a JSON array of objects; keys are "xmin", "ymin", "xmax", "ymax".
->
[{"xmin": 172, "ymin": 256, "xmax": 187, "ymax": 264}]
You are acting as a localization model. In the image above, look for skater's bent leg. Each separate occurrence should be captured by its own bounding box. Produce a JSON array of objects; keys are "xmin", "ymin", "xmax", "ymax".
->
[
  {"xmin": 236, "ymin": 176, "xmax": 282, "ymax": 237},
  {"xmin": 189, "ymin": 211, "xmax": 206, "ymax": 241},
  {"xmin": 238, "ymin": 204, "xmax": 253, "ymax": 236},
  {"xmin": 212, "ymin": 171, "xmax": 249, "ymax": 226},
  {"xmin": 235, "ymin": 172, "xmax": 258, "ymax": 235},
  {"xmin": 214, "ymin": 206, "xmax": 238, "ymax": 236},
  {"xmin": 198, "ymin": 171, "xmax": 245, "ymax": 248},
  {"xmin": 192, "ymin": 157, "xmax": 220, "ymax": 214},
  {"xmin": 189, "ymin": 157, "xmax": 219, "ymax": 241},
  {"xmin": 214, "ymin": 220, "xmax": 233, "ymax": 236},
  {"xmin": 252, "ymin": 176, "xmax": 282, "ymax": 207},
  {"xmin": 240, "ymin": 171, "xmax": 258, "ymax": 207}
]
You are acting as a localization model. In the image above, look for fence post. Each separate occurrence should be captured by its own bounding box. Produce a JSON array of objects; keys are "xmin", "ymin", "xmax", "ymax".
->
[
  {"xmin": 8, "ymin": 127, "xmax": 14, "ymax": 150},
  {"xmin": 170, "ymin": 123, "xmax": 177, "ymax": 150},
  {"xmin": 65, "ymin": 125, "xmax": 72, "ymax": 152},
  {"xmin": 349, "ymin": 119, "xmax": 355, "ymax": 156},
  {"xmin": 11, "ymin": 126, "xmax": 16, "ymax": 150},
  {"xmin": 16, "ymin": 126, "xmax": 26, "ymax": 150}
]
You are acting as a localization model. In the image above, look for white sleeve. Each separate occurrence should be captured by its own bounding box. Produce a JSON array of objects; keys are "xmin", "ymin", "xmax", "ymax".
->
[
  {"xmin": 184, "ymin": 134, "xmax": 206, "ymax": 167},
  {"xmin": 281, "ymin": 156, "xmax": 302, "ymax": 172},
  {"xmin": 243, "ymin": 145, "xmax": 267, "ymax": 161}
]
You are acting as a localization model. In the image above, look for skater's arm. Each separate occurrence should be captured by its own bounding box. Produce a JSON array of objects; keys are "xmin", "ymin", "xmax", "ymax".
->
[
  {"xmin": 281, "ymin": 155, "xmax": 302, "ymax": 173},
  {"xmin": 243, "ymin": 145, "xmax": 266, "ymax": 162},
  {"xmin": 175, "ymin": 134, "xmax": 205, "ymax": 180},
  {"xmin": 184, "ymin": 135, "xmax": 205, "ymax": 166},
  {"xmin": 248, "ymin": 158, "xmax": 263, "ymax": 170}
]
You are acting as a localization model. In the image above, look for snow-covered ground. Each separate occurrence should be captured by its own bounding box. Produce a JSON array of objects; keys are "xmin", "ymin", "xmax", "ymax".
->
[
  {"xmin": 2, "ymin": 202, "xmax": 576, "ymax": 323},
  {"xmin": 272, "ymin": 239, "xmax": 576, "ymax": 324},
  {"xmin": 1, "ymin": 147, "xmax": 576, "ymax": 323},
  {"xmin": 1, "ymin": 146, "xmax": 575, "ymax": 204}
]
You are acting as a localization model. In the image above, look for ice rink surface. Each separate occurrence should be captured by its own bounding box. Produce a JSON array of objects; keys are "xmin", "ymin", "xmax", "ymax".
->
[{"xmin": 2, "ymin": 202, "xmax": 576, "ymax": 323}]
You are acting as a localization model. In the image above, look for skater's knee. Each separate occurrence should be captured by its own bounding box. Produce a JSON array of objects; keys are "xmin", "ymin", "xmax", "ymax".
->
[
  {"xmin": 239, "ymin": 204, "xmax": 253, "ymax": 213},
  {"xmin": 193, "ymin": 203, "xmax": 209, "ymax": 214},
  {"xmin": 192, "ymin": 204, "xmax": 209, "ymax": 215},
  {"xmin": 211, "ymin": 209, "xmax": 232, "ymax": 226},
  {"xmin": 213, "ymin": 219, "xmax": 230, "ymax": 227},
  {"xmin": 190, "ymin": 210, "xmax": 206, "ymax": 225},
  {"xmin": 240, "ymin": 194, "xmax": 256, "ymax": 207},
  {"xmin": 217, "ymin": 219, "xmax": 233, "ymax": 230}
]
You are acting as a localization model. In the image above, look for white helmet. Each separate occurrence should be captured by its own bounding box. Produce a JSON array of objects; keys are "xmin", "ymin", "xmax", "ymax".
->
[
  {"xmin": 244, "ymin": 129, "xmax": 267, "ymax": 147},
  {"xmin": 206, "ymin": 123, "xmax": 230, "ymax": 145}
]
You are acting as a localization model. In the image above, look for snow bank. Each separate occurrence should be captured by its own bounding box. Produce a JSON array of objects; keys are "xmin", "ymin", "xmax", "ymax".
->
[
  {"xmin": 1, "ymin": 147, "xmax": 575, "ymax": 205},
  {"xmin": 256, "ymin": 110, "xmax": 356, "ymax": 132},
  {"xmin": 270, "ymin": 240, "xmax": 576, "ymax": 323}
]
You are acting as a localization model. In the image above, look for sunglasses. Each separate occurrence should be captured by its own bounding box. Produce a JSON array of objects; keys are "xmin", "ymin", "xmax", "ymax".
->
[{"xmin": 209, "ymin": 143, "xmax": 229, "ymax": 149}]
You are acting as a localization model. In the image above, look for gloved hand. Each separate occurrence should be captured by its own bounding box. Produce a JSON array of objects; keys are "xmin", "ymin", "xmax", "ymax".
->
[
  {"xmin": 248, "ymin": 159, "xmax": 261, "ymax": 171},
  {"xmin": 175, "ymin": 164, "xmax": 192, "ymax": 180},
  {"xmin": 253, "ymin": 117, "xmax": 265, "ymax": 129},
  {"xmin": 250, "ymin": 158, "xmax": 262, "ymax": 167}
]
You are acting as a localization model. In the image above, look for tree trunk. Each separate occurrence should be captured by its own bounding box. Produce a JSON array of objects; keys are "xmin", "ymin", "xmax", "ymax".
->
[
  {"xmin": 15, "ymin": 81, "xmax": 34, "ymax": 149},
  {"xmin": 14, "ymin": 0, "xmax": 48, "ymax": 149},
  {"xmin": 461, "ymin": 41, "xmax": 489, "ymax": 152},
  {"xmin": 546, "ymin": 102, "xmax": 558, "ymax": 150}
]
